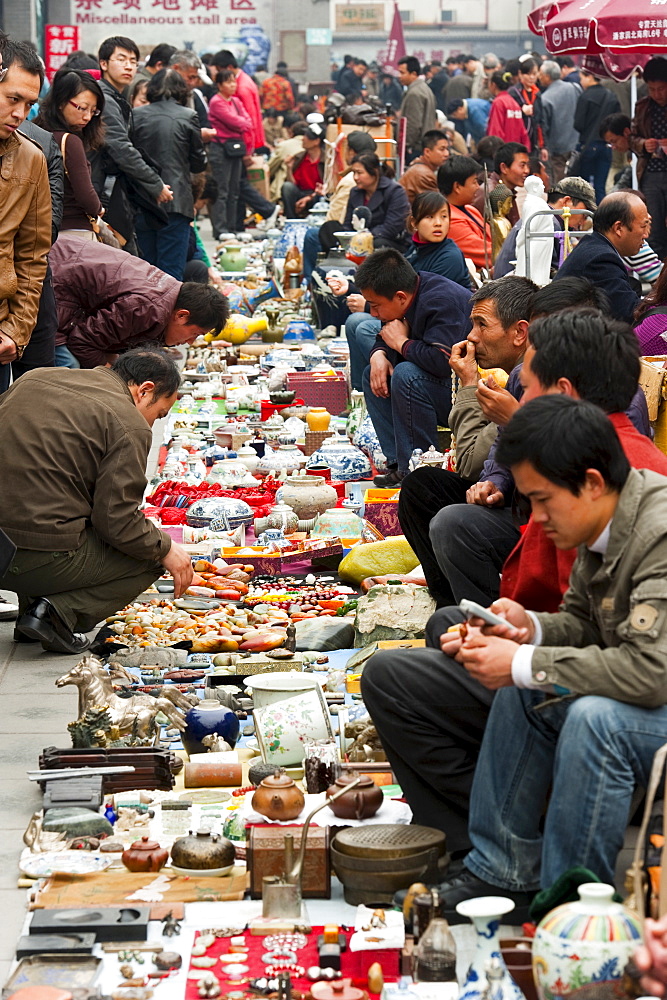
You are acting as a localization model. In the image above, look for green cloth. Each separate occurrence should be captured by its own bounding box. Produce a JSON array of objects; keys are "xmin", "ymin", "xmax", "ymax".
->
[
  {"xmin": 529, "ymin": 866, "xmax": 623, "ymax": 923},
  {"xmin": 193, "ymin": 219, "xmax": 211, "ymax": 267}
]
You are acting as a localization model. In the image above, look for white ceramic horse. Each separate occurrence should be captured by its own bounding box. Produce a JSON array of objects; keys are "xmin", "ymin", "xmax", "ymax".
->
[{"xmin": 56, "ymin": 656, "xmax": 192, "ymax": 739}]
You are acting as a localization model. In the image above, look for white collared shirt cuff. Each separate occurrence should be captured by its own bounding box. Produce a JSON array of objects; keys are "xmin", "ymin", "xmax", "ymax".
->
[
  {"xmin": 511, "ymin": 644, "xmax": 536, "ymax": 687},
  {"xmin": 526, "ymin": 610, "xmax": 542, "ymax": 646}
]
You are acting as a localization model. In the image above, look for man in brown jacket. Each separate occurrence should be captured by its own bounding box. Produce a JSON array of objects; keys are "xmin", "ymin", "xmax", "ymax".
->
[
  {"xmin": 399, "ymin": 129, "xmax": 450, "ymax": 205},
  {"xmin": 0, "ymin": 35, "xmax": 52, "ymax": 376},
  {"xmin": 0, "ymin": 348, "xmax": 194, "ymax": 653}
]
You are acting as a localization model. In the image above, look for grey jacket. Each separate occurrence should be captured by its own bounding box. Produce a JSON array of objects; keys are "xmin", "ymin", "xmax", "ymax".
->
[
  {"xmin": 18, "ymin": 121, "xmax": 64, "ymax": 241},
  {"xmin": 535, "ymin": 79, "xmax": 580, "ymax": 156},
  {"xmin": 449, "ymin": 386, "xmax": 497, "ymax": 482},
  {"xmin": 132, "ymin": 100, "xmax": 206, "ymax": 219},
  {"xmin": 532, "ymin": 468, "xmax": 667, "ymax": 708},
  {"xmin": 400, "ymin": 78, "xmax": 437, "ymax": 151}
]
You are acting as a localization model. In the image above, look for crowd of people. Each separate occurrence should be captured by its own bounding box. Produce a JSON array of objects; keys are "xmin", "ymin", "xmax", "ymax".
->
[{"xmin": 7, "ymin": 26, "xmax": 667, "ymax": 973}]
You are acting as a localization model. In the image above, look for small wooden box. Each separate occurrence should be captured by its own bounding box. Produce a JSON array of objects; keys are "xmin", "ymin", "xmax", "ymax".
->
[{"xmin": 247, "ymin": 824, "xmax": 331, "ymax": 899}]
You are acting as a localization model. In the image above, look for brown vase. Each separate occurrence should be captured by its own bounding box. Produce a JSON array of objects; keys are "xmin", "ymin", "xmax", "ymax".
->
[
  {"xmin": 122, "ymin": 835, "xmax": 169, "ymax": 873},
  {"xmin": 279, "ymin": 475, "xmax": 339, "ymax": 520},
  {"xmin": 325, "ymin": 769, "xmax": 383, "ymax": 821},
  {"xmin": 251, "ymin": 769, "xmax": 305, "ymax": 820}
]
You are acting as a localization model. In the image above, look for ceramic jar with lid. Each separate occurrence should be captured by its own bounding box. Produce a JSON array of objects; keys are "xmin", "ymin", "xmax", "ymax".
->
[
  {"xmin": 306, "ymin": 430, "xmax": 372, "ymax": 482},
  {"xmin": 257, "ymin": 437, "xmax": 306, "ymax": 476},
  {"xmin": 251, "ymin": 769, "xmax": 305, "ymax": 820},
  {"xmin": 276, "ymin": 475, "xmax": 339, "ymax": 520},
  {"xmin": 205, "ymin": 458, "xmax": 259, "ymax": 487},
  {"xmin": 122, "ymin": 835, "xmax": 169, "ymax": 873},
  {"xmin": 326, "ymin": 769, "xmax": 383, "ymax": 821},
  {"xmin": 170, "ymin": 829, "xmax": 236, "ymax": 874},
  {"xmin": 264, "ymin": 502, "xmax": 299, "ymax": 534},
  {"xmin": 186, "ymin": 497, "xmax": 253, "ymax": 529},
  {"xmin": 236, "ymin": 442, "xmax": 260, "ymax": 475}
]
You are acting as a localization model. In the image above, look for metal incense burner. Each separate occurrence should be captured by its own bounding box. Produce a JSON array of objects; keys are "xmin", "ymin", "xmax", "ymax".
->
[{"xmin": 261, "ymin": 778, "xmax": 361, "ymax": 919}]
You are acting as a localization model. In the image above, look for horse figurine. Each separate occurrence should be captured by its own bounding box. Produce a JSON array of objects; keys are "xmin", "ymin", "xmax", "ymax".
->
[{"xmin": 56, "ymin": 656, "xmax": 194, "ymax": 740}]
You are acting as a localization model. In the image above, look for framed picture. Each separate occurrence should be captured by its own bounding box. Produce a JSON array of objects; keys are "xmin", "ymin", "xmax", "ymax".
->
[{"xmin": 254, "ymin": 687, "xmax": 334, "ymax": 767}]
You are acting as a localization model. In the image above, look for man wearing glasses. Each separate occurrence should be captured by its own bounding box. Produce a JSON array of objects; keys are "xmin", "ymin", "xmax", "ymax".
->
[{"xmin": 91, "ymin": 35, "xmax": 173, "ymax": 254}]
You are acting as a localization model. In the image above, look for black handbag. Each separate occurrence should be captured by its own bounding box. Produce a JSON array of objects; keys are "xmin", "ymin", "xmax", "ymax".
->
[{"xmin": 222, "ymin": 137, "xmax": 246, "ymax": 158}]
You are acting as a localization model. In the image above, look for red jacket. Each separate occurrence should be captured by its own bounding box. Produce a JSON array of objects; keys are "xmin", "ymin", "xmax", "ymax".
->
[
  {"xmin": 487, "ymin": 91, "xmax": 530, "ymax": 146},
  {"xmin": 234, "ymin": 70, "xmax": 265, "ymax": 151},
  {"xmin": 500, "ymin": 413, "xmax": 667, "ymax": 612}
]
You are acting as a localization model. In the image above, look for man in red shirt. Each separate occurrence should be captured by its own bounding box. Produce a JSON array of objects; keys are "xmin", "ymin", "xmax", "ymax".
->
[
  {"xmin": 361, "ymin": 310, "xmax": 667, "ymax": 856},
  {"xmin": 438, "ymin": 156, "xmax": 492, "ymax": 271}
]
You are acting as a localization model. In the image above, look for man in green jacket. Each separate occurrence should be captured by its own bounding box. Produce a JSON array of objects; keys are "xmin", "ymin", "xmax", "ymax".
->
[
  {"xmin": 0, "ymin": 347, "xmax": 193, "ymax": 653},
  {"xmin": 432, "ymin": 394, "xmax": 667, "ymax": 918}
]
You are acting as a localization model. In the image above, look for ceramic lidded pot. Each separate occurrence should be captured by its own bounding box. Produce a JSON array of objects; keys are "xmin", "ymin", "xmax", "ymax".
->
[
  {"xmin": 205, "ymin": 459, "xmax": 259, "ymax": 487},
  {"xmin": 306, "ymin": 429, "xmax": 372, "ymax": 482},
  {"xmin": 326, "ymin": 769, "xmax": 383, "ymax": 821},
  {"xmin": 236, "ymin": 442, "xmax": 260, "ymax": 475},
  {"xmin": 306, "ymin": 407, "xmax": 332, "ymax": 433},
  {"xmin": 122, "ymin": 835, "xmax": 169, "ymax": 873},
  {"xmin": 170, "ymin": 828, "xmax": 235, "ymax": 874},
  {"xmin": 257, "ymin": 437, "xmax": 306, "ymax": 476},
  {"xmin": 251, "ymin": 768, "xmax": 305, "ymax": 820},
  {"xmin": 186, "ymin": 497, "xmax": 253, "ymax": 529},
  {"xmin": 181, "ymin": 700, "xmax": 240, "ymax": 757},
  {"xmin": 276, "ymin": 475, "xmax": 339, "ymax": 520},
  {"xmin": 264, "ymin": 502, "xmax": 299, "ymax": 534},
  {"xmin": 532, "ymin": 882, "xmax": 642, "ymax": 1000}
]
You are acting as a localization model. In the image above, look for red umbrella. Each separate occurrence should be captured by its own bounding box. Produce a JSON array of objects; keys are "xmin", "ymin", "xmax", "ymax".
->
[{"xmin": 542, "ymin": 0, "xmax": 667, "ymax": 55}]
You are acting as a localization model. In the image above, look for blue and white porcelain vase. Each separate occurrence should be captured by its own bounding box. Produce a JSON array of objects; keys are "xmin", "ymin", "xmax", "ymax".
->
[
  {"xmin": 306, "ymin": 429, "xmax": 372, "ymax": 482},
  {"xmin": 457, "ymin": 896, "xmax": 526, "ymax": 1000},
  {"xmin": 532, "ymin": 883, "xmax": 642, "ymax": 1000}
]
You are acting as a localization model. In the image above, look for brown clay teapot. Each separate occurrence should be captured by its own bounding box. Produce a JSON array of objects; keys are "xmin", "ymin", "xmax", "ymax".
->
[
  {"xmin": 325, "ymin": 769, "xmax": 383, "ymax": 821},
  {"xmin": 121, "ymin": 835, "xmax": 169, "ymax": 873},
  {"xmin": 251, "ymin": 768, "xmax": 305, "ymax": 821}
]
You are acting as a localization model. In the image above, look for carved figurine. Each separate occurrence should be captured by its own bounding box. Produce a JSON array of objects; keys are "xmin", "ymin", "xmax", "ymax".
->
[
  {"xmin": 344, "ymin": 719, "xmax": 383, "ymax": 762},
  {"xmin": 161, "ymin": 911, "xmax": 182, "ymax": 937},
  {"xmin": 201, "ymin": 734, "xmax": 232, "ymax": 753},
  {"xmin": 490, "ymin": 183, "xmax": 514, "ymax": 262},
  {"xmin": 56, "ymin": 656, "xmax": 192, "ymax": 740}
]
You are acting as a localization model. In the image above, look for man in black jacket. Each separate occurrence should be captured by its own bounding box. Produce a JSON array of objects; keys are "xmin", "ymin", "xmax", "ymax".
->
[
  {"xmin": 357, "ymin": 249, "xmax": 471, "ymax": 487},
  {"xmin": 553, "ymin": 191, "xmax": 648, "ymax": 323},
  {"xmin": 571, "ymin": 69, "xmax": 620, "ymax": 203},
  {"xmin": 91, "ymin": 35, "xmax": 173, "ymax": 253}
]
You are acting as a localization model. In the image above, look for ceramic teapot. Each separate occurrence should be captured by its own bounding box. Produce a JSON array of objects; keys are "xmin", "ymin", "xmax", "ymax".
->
[
  {"xmin": 251, "ymin": 768, "xmax": 305, "ymax": 820},
  {"xmin": 325, "ymin": 769, "xmax": 383, "ymax": 821},
  {"xmin": 122, "ymin": 835, "xmax": 169, "ymax": 873},
  {"xmin": 170, "ymin": 828, "xmax": 235, "ymax": 872}
]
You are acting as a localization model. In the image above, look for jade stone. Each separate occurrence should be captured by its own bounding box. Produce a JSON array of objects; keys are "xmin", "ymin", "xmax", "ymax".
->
[{"xmin": 42, "ymin": 807, "xmax": 114, "ymax": 837}]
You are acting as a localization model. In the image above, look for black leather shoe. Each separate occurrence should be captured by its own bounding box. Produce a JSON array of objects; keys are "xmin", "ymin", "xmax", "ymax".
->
[
  {"xmin": 13, "ymin": 628, "xmax": 38, "ymax": 643},
  {"xmin": 16, "ymin": 598, "xmax": 91, "ymax": 654},
  {"xmin": 436, "ymin": 870, "xmax": 536, "ymax": 924},
  {"xmin": 373, "ymin": 468, "xmax": 405, "ymax": 488}
]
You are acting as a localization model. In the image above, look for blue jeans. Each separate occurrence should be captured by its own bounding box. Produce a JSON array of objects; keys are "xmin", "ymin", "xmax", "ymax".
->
[
  {"xmin": 55, "ymin": 344, "xmax": 81, "ymax": 368},
  {"xmin": 346, "ymin": 314, "xmax": 380, "ymax": 390},
  {"xmin": 465, "ymin": 688, "xmax": 667, "ymax": 890},
  {"xmin": 136, "ymin": 212, "xmax": 191, "ymax": 280},
  {"xmin": 574, "ymin": 141, "xmax": 611, "ymax": 205},
  {"xmin": 362, "ymin": 360, "xmax": 452, "ymax": 472}
]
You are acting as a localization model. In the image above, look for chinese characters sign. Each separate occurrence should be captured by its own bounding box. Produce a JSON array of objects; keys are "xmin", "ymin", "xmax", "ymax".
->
[
  {"xmin": 334, "ymin": 3, "xmax": 386, "ymax": 31},
  {"xmin": 44, "ymin": 25, "xmax": 81, "ymax": 79}
]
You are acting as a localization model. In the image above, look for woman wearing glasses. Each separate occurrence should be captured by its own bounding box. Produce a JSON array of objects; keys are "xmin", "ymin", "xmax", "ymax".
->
[{"xmin": 35, "ymin": 69, "xmax": 105, "ymax": 241}]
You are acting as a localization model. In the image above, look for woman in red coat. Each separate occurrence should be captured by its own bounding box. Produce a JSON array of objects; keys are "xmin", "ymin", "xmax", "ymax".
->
[{"xmin": 486, "ymin": 71, "xmax": 530, "ymax": 146}]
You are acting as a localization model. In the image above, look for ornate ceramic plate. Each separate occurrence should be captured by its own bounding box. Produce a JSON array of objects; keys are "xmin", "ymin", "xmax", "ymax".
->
[{"xmin": 20, "ymin": 851, "xmax": 112, "ymax": 877}]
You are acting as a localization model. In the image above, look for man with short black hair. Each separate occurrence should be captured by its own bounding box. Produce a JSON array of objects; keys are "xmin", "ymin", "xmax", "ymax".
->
[
  {"xmin": 0, "ymin": 347, "xmax": 194, "ymax": 654},
  {"xmin": 445, "ymin": 96, "xmax": 491, "ymax": 146},
  {"xmin": 356, "ymin": 248, "xmax": 471, "ymax": 486},
  {"xmin": 556, "ymin": 55, "xmax": 580, "ymax": 85},
  {"xmin": 471, "ymin": 141, "xmax": 530, "ymax": 224},
  {"xmin": 439, "ymin": 156, "xmax": 492, "ymax": 269},
  {"xmin": 399, "ymin": 128, "xmax": 449, "ymax": 203},
  {"xmin": 554, "ymin": 190, "xmax": 648, "ymax": 322},
  {"xmin": 337, "ymin": 58, "xmax": 367, "ymax": 104},
  {"xmin": 50, "ymin": 233, "xmax": 229, "ymax": 368},
  {"xmin": 398, "ymin": 56, "xmax": 437, "ymax": 158},
  {"xmin": 135, "ymin": 43, "xmax": 177, "ymax": 82}
]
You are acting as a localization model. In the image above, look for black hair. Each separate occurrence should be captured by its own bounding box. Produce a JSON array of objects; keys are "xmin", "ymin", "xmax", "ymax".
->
[
  {"xmin": 505, "ymin": 59, "xmax": 521, "ymax": 77},
  {"xmin": 212, "ymin": 49, "xmax": 237, "ymax": 70},
  {"xmin": 355, "ymin": 59, "xmax": 368, "ymax": 69},
  {"xmin": 496, "ymin": 395, "xmax": 630, "ymax": 496},
  {"xmin": 494, "ymin": 141, "xmax": 529, "ymax": 174},
  {"xmin": 146, "ymin": 68, "xmax": 188, "ymax": 105},
  {"xmin": 98, "ymin": 36, "xmax": 139, "ymax": 63},
  {"xmin": 593, "ymin": 192, "xmax": 636, "ymax": 234},
  {"xmin": 347, "ymin": 130, "xmax": 376, "ymax": 154},
  {"xmin": 556, "ymin": 56, "xmax": 575, "ymax": 69},
  {"xmin": 437, "ymin": 155, "xmax": 479, "ymax": 195},
  {"xmin": 490, "ymin": 70, "xmax": 512, "ymax": 91},
  {"xmin": 600, "ymin": 112, "xmax": 631, "ymax": 138},
  {"xmin": 112, "ymin": 345, "xmax": 181, "ymax": 401},
  {"xmin": 643, "ymin": 57, "xmax": 667, "ymax": 83},
  {"xmin": 147, "ymin": 43, "xmax": 177, "ymax": 68},
  {"xmin": 528, "ymin": 310, "xmax": 639, "ymax": 415},
  {"xmin": 35, "ymin": 69, "xmax": 105, "ymax": 151},
  {"xmin": 0, "ymin": 34, "xmax": 45, "ymax": 87},
  {"xmin": 215, "ymin": 69, "xmax": 236, "ymax": 86},
  {"xmin": 398, "ymin": 56, "xmax": 421, "ymax": 76},
  {"xmin": 422, "ymin": 129, "xmax": 448, "ymax": 151},
  {"xmin": 351, "ymin": 152, "xmax": 394, "ymax": 180},
  {"xmin": 445, "ymin": 98, "xmax": 464, "ymax": 116},
  {"xmin": 355, "ymin": 248, "xmax": 418, "ymax": 298},
  {"xmin": 476, "ymin": 135, "xmax": 503, "ymax": 162},
  {"xmin": 471, "ymin": 276, "xmax": 536, "ymax": 329},
  {"xmin": 174, "ymin": 283, "xmax": 230, "ymax": 335},
  {"xmin": 518, "ymin": 57, "xmax": 537, "ymax": 74},
  {"xmin": 531, "ymin": 277, "xmax": 610, "ymax": 319},
  {"xmin": 289, "ymin": 120, "xmax": 309, "ymax": 136},
  {"xmin": 61, "ymin": 50, "xmax": 99, "ymax": 71},
  {"xmin": 409, "ymin": 190, "xmax": 449, "ymax": 228}
]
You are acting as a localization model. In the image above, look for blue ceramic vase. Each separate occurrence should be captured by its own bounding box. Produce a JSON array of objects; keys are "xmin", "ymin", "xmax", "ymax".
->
[{"xmin": 181, "ymin": 700, "xmax": 240, "ymax": 756}]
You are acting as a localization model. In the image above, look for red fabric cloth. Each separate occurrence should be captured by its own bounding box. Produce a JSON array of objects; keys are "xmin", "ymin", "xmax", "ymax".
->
[
  {"xmin": 293, "ymin": 153, "xmax": 323, "ymax": 191},
  {"xmin": 500, "ymin": 412, "xmax": 667, "ymax": 612}
]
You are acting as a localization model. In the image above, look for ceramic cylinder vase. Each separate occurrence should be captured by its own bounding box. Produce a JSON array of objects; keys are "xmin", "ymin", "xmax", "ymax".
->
[
  {"xmin": 532, "ymin": 883, "xmax": 642, "ymax": 1000},
  {"xmin": 306, "ymin": 407, "xmax": 332, "ymax": 432},
  {"xmin": 457, "ymin": 896, "xmax": 527, "ymax": 1000}
]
